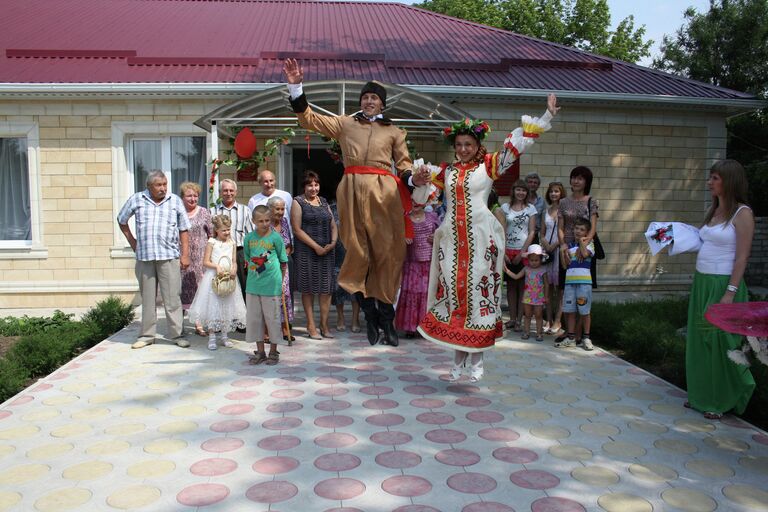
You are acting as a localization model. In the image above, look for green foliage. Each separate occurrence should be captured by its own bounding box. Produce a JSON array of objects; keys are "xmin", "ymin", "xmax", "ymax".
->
[
  {"xmin": 590, "ymin": 297, "xmax": 689, "ymax": 349},
  {"xmin": 0, "ymin": 358, "xmax": 30, "ymax": 403},
  {"xmin": 0, "ymin": 310, "xmax": 74, "ymax": 336},
  {"xmin": 416, "ymin": 0, "xmax": 653, "ymax": 63},
  {"xmin": 81, "ymin": 296, "xmax": 135, "ymax": 341},
  {"xmin": 5, "ymin": 322, "xmax": 100, "ymax": 378}
]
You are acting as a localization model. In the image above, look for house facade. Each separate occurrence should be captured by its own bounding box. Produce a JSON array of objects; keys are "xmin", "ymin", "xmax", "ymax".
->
[{"xmin": 0, "ymin": 0, "xmax": 763, "ymax": 308}]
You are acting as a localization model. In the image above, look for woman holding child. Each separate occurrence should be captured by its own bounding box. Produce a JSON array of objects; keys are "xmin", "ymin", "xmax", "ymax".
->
[{"xmin": 417, "ymin": 95, "xmax": 558, "ymax": 382}]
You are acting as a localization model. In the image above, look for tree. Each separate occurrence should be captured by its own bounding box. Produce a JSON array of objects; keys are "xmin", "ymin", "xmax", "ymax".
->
[
  {"xmin": 653, "ymin": 0, "xmax": 768, "ymax": 215},
  {"xmin": 416, "ymin": 0, "xmax": 653, "ymax": 63}
]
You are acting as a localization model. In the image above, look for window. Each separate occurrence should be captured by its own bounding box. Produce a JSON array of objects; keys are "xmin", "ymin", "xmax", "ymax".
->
[
  {"xmin": 129, "ymin": 136, "xmax": 207, "ymax": 202},
  {"xmin": 0, "ymin": 137, "xmax": 30, "ymax": 242}
]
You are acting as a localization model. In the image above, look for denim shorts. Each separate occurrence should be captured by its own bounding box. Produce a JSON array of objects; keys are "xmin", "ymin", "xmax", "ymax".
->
[{"xmin": 563, "ymin": 283, "xmax": 592, "ymax": 315}]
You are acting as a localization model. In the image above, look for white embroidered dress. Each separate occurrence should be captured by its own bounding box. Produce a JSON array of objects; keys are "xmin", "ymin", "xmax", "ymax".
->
[{"xmin": 417, "ymin": 111, "xmax": 553, "ymax": 352}]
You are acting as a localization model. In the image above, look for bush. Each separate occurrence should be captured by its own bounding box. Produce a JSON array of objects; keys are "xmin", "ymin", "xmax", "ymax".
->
[
  {"xmin": 591, "ymin": 297, "xmax": 688, "ymax": 348},
  {"xmin": 0, "ymin": 310, "xmax": 74, "ymax": 336},
  {"xmin": 81, "ymin": 296, "xmax": 135, "ymax": 341},
  {"xmin": 6, "ymin": 322, "xmax": 100, "ymax": 378},
  {"xmin": 0, "ymin": 358, "xmax": 30, "ymax": 402}
]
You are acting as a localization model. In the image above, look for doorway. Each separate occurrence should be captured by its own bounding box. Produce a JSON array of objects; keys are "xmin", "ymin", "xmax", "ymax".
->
[{"xmin": 291, "ymin": 147, "xmax": 345, "ymax": 202}]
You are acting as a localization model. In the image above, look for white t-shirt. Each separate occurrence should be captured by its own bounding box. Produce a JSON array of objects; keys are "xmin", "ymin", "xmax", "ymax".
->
[{"xmin": 501, "ymin": 203, "xmax": 537, "ymax": 250}]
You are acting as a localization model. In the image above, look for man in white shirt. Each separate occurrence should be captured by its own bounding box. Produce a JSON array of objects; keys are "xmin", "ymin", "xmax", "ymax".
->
[{"xmin": 248, "ymin": 170, "xmax": 293, "ymax": 235}]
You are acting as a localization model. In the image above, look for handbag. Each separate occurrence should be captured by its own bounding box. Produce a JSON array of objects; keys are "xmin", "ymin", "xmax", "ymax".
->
[
  {"xmin": 588, "ymin": 197, "xmax": 606, "ymax": 260},
  {"xmin": 212, "ymin": 255, "xmax": 236, "ymax": 297}
]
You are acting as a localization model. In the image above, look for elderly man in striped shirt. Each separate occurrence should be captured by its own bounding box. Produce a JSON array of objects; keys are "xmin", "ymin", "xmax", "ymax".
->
[{"xmin": 118, "ymin": 170, "xmax": 191, "ymax": 349}]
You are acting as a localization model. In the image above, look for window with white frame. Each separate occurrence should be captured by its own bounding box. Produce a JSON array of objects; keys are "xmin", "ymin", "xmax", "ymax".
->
[
  {"xmin": 0, "ymin": 137, "xmax": 31, "ymax": 243},
  {"xmin": 129, "ymin": 135, "xmax": 207, "ymax": 202}
]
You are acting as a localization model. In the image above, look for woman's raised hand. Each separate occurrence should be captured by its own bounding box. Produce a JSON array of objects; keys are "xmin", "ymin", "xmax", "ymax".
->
[
  {"xmin": 283, "ymin": 58, "xmax": 304, "ymax": 85},
  {"xmin": 547, "ymin": 93, "xmax": 559, "ymax": 116}
]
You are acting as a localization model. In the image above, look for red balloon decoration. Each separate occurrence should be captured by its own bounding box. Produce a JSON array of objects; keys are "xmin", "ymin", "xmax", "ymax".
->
[{"xmin": 234, "ymin": 127, "xmax": 257, "ymax": 159}]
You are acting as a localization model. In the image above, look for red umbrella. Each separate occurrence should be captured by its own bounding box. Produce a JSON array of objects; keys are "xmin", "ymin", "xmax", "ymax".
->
[{"xmin": 705, "ymin": 302, "xmax": 768, "ymax": 337}]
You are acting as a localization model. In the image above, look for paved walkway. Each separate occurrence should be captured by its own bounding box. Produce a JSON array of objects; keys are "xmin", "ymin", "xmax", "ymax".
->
[{"xmin": 1, "ymin": 315, "xmax": 768, "ymax": 512}]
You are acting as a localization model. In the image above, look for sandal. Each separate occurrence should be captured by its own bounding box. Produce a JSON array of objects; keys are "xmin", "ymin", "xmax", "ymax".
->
[
  {"xmin": 350, "ymin": 325, "xmax": 361, "ymax": 333},
  {"xmin": 447, "ymin": 364, "xmax": 463, "ymax": 382},
  {"xmin": 535, "ymin": 335, "xmax": 544, "ymax": 342},
  {"xmin": 249, "ymin": 351, "xmax": 267, "ymax": 365},
  {"xmin": 683, "ymin": 401, "xmax": 691, "ymax": 409},
  {"xmin": 521, "ymin": 333, "xmax": 530, "ymax": 340},
  {"xmin": 195, "ymin": 326, "xmax": 208, "ymax": 337},
  {"xmin": 265, "ymin": 352, "xmax": 280, "ymax": 366},
  {"xmin": 703, "ymin": 411, "xmax": 723, "ymax": 420}
]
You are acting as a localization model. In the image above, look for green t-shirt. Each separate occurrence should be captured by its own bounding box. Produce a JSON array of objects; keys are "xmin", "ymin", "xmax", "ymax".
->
[{"xmin": 243, "ymin": 230, "xmax": 287, "ymax": 296}]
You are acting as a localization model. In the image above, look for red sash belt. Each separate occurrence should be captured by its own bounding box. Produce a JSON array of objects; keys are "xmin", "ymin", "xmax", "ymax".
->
[{"xmin": 344, "ymin": 165, "xmax": 414, "ymax": 239}]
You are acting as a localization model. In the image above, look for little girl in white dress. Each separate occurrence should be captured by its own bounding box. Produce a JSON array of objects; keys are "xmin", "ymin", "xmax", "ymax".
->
[{"xmin": 188, "ymin": 215, "xmax": 247, "ymax": 349}]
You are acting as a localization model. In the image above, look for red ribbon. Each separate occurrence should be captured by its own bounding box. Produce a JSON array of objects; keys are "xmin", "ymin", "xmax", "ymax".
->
[{"xmin": 344, "ymin": 166, "xmax": 414, "ymax": 239}]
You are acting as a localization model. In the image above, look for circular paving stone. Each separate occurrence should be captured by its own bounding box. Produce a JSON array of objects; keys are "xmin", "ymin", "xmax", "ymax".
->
[
  {"xmin": 257, "ymin": 434, "xmax": 301, "ymax": 451},
  {"xmin": 510, "ymin": 470, "xmax": 559, "ymax": 490},
  {"xmin": 580, "ymin": 422, "xmax": 620, "ymax": 436},
  {"xmin": 722, "ymin": 484, "xmax": 768, "ymax": 510},
  {"xmin": 358, "ymin": 374, "xmax": 388, "ymax": 383},
  {"xmin": 604, "ymin": 405, "xmax": 644, "ymax": 417},
  {"xmin": 51, "ymin": 423, "xmax": 92, "ymax": 438},
  {"xmin": 191, "ymin": 458, "xmax": 237, "ymax": 476},
  {"xmin": 661, "ymin": 488, "xmax": 716, "ymax": 512},
  {"xmin": 126, "ymin": 460, "xmax": 175, "ymax": 478},
  {"xmin": 252, "ymin": 456, "xmax": 299, "ymax": 475},
  {"xmin": 156, "ymin": 420, "xmax": 197, "ymax": 435},
  {"xmin": 478, "ymin": 427, "xmax": 519, "ymax": 442},
  {"xmin": 447, "ymin": 384, "xmax": 481, "ymax": 394},
  {"xmin": 654, "ymin": 438, "xmax": 698, "ymax": 455},
  {"xmin": 201, "ymin": 437, "xmax": 244, "ymax": 453},
  {"xmin": 425, "ymin": 428, "xmax": 467, "ymax": 444},
  {"xmin": 514, "ymin": 409, "xmax": 551, "ymax": 421},
  {"xmin": 231, "ymin": 377, "xmax": 263, "ymax": 387},
  {"xmin": 753, "ymin": 433, "xmax": 768, "ymax": 445},
  {"xmin": 627, "ymin": 419, "xmax": 668, "ymax": 434},
  {"xmin": 371, "ymin": 431, "xmax": 412, "ymax": 446},
  {"xmin": 500, "ymin": 395, "xmax": 535, "ymax": 406},
  {"xmin": 316, "ymin": 387, "xmax": 350, "ymax": 397},
  {"xmin": 626, "ymin": 390, "xmax": 662, "ymax": 401},
  {"xmin": 455, "ymin": 396, "xmax": 492, "ymax": 407},
  {"xmin": 359, "ymin": 385, "xmax": 394, "ymax": 395},
  {"xmin": 106, "ymin": 485, "xmax": 161, "ymax": 509},
  {"xmin": 447, "ymin": 473, "xmax": 497, "ymax": 494},
  {"xmin": 382, "ymin": 475, "xmax": 432, "ymax": 497},
  {"xmin": 628, "ymin": 463, "xmax": 678, "ymax": 482},
  {"xmin": 210, "ymin": 419, "xmax": 249, "ymax": 433},
  {"xmin": 267, "ymin": 401, "xmax": 303, "ymax": 413},
  {"xmin": 602, "ymin": 441, "xmax": 646, "ymax": 458},
  {"xmin": 394, "ymin": 365, "xmax": 423, "ymax": 372},
  {"xmin": 246, "ymin": 481, "xmax": 298, "ymax": 503},
  {"xmin": 315, "ymin": 400, "xmax": 352, "ymax": 411},
  {"xmin": 739, "ymin": 455, "xmax": 768, "ymax": 474},
  {"xmin": 673, "ymin": 418, "xmax": 716, "ymax": 433},
  {"xmin": 410, "ymin": 398, "xmax": 446, "ymax": 409},
  {"xmin": 85, "ymin": 440, "xmax": 130, "ymax": 456},
  {"xmin": 648, "ymin": 403, "xmax": 686, "ymax": 416},
  {"xmin": 316, "ymin": 376, "xmax": 347, "ymax": 384},
  {"xmin": 326, "ymin": 508, "xmax": 365, "ymax": 512},
  {"xmin": 462, "ymin": 502, "xmax": 514, "ymax": 512},
  {"xmin": 315, "ymin": 432, "xmax": 358, "ymax": 448},
  {"xmin": 271, "ymin": 389, "xmax": 304, "ymax": 399},
  {"xmin": 0, "ymin": 491, "xmax": 21, "ymax": 510},
  {"xmin": 218, "ymin": 404, "xmax": 254, "ymax": 415},
  {"xmin": 314, "ymin": 478, "xmax": 366, "ymax": 500},
  {"xmin": 22, "ymin": 409, "xmax": 60, "ymax": 422},
  {"xmin": 685, "ymin": 459, "xmax": 734, "ymax": 478},
  {"xmin": 70, "ymin": 407, "xmax": 110, "ymax": 421},
  {"xmin": 144, "ymin": 438, "xmax": 186, "ymax": 455},
  {"xmin": 416, "ymin": 412, "xmax": 455, "ymax": 425},
  {"xmin": 35, "ymin": 488, "xmax": 92, "ymax": 511},
  {"xmin": 467, "ymin": 410, "xmax": 505, "ymax": 423},
  {"xmin": 315, "ymin": 453, "xmax": 362, "ymax": 472},
  {"xmin": 363, "ymin": 398, "xmax": 399, "ymax": 410},
  {"xmin": 27, "ymin": 443, "xmax": 74, "ymax": 460},
  {"xmin": 549, "ymin": 445, "xmax": 593, "ymax": 462},
  {"xmin": 572, "ymin": 466, "xmax": 619, "ymax": 486},
  {"xmin": 544, "ymin": 393, "xmax": 580, "ymax": 405},
  {"xmin": 275, "ymin": 376, "xmax": 307, "ymax": 386},
  {"xmin": 400, "ymin": 374, "xmax": 430, "ymax": 383},
  {"xmin": 404, "ymin": 385, "xmax": 439, "ymax": 395},
  {"xmin": 262, "ymin": 417, "xmax": 302, "ymax": 430},
  {"xmin": 366, "ymin": 413, "xmax": 405, "ymax": 426},
  {"xmin": 530, "ymin": 425, "xmax": 570, "ymax": 440},
  {"xmin": 0, "ymin": 463, "xmax": 49, "ymax": 485},
  {"xmin": 493, "ymin": 447, "xmax": 538, "ymax": 464},
  {"xmin": 561, "ymin": 407, "xmax": 598, "ymax": 418},
  {"xmin": 435, "ymin": 449, "xmax": 481, "ymax": 467},
  {"xmin": 315, "ymin": 415, "xmax": 354, "ymax": 428},
  {"xmin": 703, "ymin": 435, "xmax": 750, "ymax": 452},
  {"xmin": 62, "ymin": 460, "xmax": 112, "ymax": 480},
  {"xmin": 597, "ymin": 493, "xmax": 652, "ymax": 512},
  {"xmin": 225, "ymin": 390, "xmax": 259, "ymax": 401},
  {"xmin": 376, "ymin": 450, "xmax": 422, "ymax": 469}
]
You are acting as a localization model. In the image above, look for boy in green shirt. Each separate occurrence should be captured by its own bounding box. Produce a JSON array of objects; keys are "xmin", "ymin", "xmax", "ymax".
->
[{"xmin": 244, "ymin": 205, "xmax": 288, "ymax": 365}]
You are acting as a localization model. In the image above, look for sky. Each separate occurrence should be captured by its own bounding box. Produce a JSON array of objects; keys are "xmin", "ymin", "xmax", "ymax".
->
[{"xmin": 377, "ymin": 0, "xmax": 714, "ymax": 67}]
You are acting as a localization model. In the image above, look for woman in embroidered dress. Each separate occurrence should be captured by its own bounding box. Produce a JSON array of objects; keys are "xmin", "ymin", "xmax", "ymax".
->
[
  {"xmin": 417, "ymin": 95, "xmax": 558, "ymax": 382},
  {"xmin": 685, "ymin": 159, "xmax": 755, "ymax": 419},
  {"xmin": 268, "ymin": 196, "xmax": 294, "ymax": 343},
  {"xmin": 179, "ymin": 181, "xmax": 212, "ymax": 337}
]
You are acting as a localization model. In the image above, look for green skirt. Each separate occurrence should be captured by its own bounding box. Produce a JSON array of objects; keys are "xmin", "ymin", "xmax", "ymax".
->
[{"xmin": 686, "ymin": 272, "xmax": 755, "ymax": 414}]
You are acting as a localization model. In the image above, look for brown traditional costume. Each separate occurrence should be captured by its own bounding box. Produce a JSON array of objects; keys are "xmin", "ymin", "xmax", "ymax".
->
[{"xmin": 289, "ymin": 82, "xmax": 413, "ymax": 346}]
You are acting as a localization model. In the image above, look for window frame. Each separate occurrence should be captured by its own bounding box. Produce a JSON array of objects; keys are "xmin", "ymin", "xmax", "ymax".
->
[
  {"xmin": 111, "ymin": 121, "xmax": 210, "ymax": 258},
  {"xmin": 0, "ymin": 121, "xmax": 45, "ymax": 259}
]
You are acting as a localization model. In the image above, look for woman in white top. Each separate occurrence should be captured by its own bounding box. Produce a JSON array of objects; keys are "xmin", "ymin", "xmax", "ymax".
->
[{"xmin": 685, "ymin": 159, "xmax": 755, "ymax": 420}]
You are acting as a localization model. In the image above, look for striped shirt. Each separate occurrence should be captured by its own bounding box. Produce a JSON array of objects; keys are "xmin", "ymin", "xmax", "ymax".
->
[
  {"xmin": 117, "ymin": 190, "xmax": 190, "ymax": 261},
  {"xmin": 210, "ymin": 202, "xmax": 253, "ymax": 248},
  {"xmin": 565, "ymin": 241, "xmax": 594, "ymax": 285}
]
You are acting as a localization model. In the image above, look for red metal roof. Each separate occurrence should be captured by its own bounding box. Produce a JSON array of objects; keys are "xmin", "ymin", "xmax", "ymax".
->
[{"xmin": 0, "ymin": 0, "xmax": 755, "ymax": 100}]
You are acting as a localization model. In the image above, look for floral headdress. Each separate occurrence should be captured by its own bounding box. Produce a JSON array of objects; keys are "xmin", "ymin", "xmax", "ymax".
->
[{"xmin": 443, "ymin": 118, "xmax": 491, "ymax": 145}]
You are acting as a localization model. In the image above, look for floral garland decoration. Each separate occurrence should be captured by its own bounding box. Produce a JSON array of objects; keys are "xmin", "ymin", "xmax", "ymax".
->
[
  {"xmin": 443, "ymin": 118, "xmax": 491, "ymax": 145},
  {"xmin": 209, "ymin": 158, "xmax": 223, "ymax": 207},
  {"xmin": 651, "ymin": 224, "xmax": 673, "ymax": 243}
]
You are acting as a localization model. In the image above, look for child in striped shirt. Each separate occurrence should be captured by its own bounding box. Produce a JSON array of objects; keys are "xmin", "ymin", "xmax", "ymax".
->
[{"xmin": 556, "ymin": 217, "xmax": 594, "ymax": 351}]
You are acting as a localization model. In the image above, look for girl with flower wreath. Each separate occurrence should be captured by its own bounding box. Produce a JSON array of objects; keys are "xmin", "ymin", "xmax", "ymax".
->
[{"xmin": 416, "ymin": 95, "xmax": 558, "ymax": 382}]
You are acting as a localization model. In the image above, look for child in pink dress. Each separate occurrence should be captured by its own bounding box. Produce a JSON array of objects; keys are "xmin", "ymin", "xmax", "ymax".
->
[
  {"xmin": 505, "ymin": 244, "xmax": 549, "ymax": 342},
  {"xmin": 395, "ymin": 204, "xmax": 440, "ymax": 337}
]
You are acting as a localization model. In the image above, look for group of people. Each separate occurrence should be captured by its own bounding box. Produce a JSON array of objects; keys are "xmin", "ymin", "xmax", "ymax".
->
[{"xmin": 118, "ymin": 60, "xmax": 756, "ymax": 420}]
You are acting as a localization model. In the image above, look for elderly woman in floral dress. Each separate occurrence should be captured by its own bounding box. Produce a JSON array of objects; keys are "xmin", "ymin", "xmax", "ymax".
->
[
  {"xmin": 268, "ymin": 196, "xmax": 294, "ymax": 342},
  {"xmin": 180, "ymin": 181, "xmax": 212, "ymax": 336}
]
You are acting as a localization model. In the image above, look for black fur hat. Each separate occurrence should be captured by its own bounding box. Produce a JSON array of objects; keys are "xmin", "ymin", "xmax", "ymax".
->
[{"xmin": 359, "ymin": 81, "xmax": 387, "ymax": 108}]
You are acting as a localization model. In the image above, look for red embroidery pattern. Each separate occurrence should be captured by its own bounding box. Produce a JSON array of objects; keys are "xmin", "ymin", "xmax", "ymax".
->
[{"xmin": 420, "ymin": 311, "xmax": 502, "ymax": 349}]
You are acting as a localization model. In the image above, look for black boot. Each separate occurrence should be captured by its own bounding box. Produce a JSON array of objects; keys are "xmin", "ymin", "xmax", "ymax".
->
[
  {"xmin": 377, "ymin": 302, "xmax": 399, "ymax": 347},
  {"xmin": 357, "ymin": 293, "xmax": 380, "ymax": 346}
]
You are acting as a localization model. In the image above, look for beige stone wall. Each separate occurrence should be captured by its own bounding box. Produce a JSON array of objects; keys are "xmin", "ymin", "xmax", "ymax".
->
[{"xmin": 0, "ymin": 96, "xmax": 726, "ymax": 307}]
